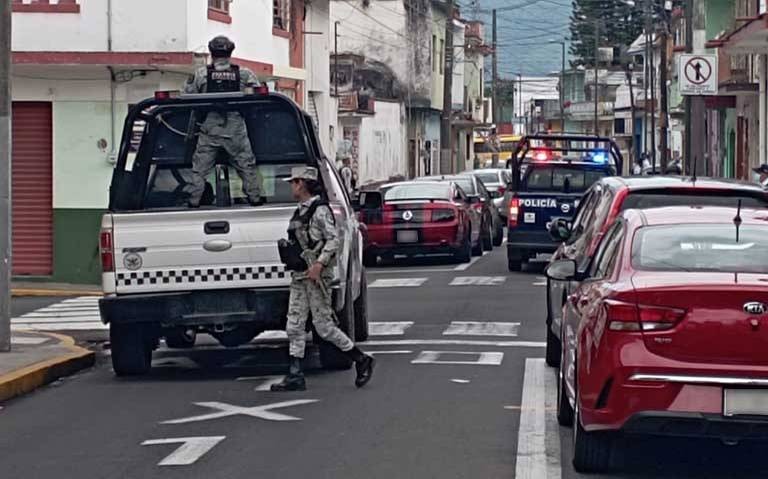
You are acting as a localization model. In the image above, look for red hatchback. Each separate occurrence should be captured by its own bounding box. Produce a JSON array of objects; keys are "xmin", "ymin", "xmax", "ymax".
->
[
  {"xmin": 548, "ymin": 206, "xmax": 768, "ymax": 473},
  {"xmin": 359, "ymin": 181, "xmax": 482, "ymax": 265}
]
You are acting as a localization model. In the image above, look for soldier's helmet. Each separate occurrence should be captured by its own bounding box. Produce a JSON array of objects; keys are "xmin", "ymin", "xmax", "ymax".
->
[{"xmin": 208, "ymin": 36, "xmax": 236, "ymax": 58}]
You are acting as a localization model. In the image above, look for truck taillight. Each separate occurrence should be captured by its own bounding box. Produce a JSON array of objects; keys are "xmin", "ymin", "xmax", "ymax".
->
[
  {"xmin": 508, "ymin": 197, "xmax": 520, "ymax": 228},
  {"xmin": 100, "ymin": 230, "xmax": 114, "ymax": 272}
]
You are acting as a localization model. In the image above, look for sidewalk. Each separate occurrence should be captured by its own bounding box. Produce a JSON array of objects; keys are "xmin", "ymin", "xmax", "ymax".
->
[
  {"xmin": 11, "ymin": 281, "xmax": 102, "ymax": 297},
  {"xmin": 0, "ymin": 331, "xmax": 95, "ymax": 403}
]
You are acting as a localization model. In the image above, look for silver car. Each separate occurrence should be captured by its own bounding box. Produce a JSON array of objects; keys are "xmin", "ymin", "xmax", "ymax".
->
[{"xmin": 462, "ymin": 169, "xmax": 512, "ymax": 219}]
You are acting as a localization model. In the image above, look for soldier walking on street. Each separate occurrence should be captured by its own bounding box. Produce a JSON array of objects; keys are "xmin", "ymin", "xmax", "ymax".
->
[
  {"xmin": 272, "ymin": 166, "xmax": 375, "ymax": 391},
  {"xmin": 184, "ymin": 35, "xmax": 263, "ymax": 207}
]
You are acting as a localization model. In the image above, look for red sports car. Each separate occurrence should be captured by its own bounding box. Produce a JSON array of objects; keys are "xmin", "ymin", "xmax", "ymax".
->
[
  {"xmin": 548, "ymin": 205, "xmax": 768, "ymax": 473},
  {"xmin": 358, "ymin": 181, "xmax": 482, "ymax": 265}
]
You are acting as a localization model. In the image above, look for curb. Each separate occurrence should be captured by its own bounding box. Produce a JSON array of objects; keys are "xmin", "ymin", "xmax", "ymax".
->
[
  {"xmin": 0, "ymin": 333, "xmax": 96, "ymax": 403},
  {"xmin": 11, "ymin": 289, "xmax": 103, "ymax": 298}
]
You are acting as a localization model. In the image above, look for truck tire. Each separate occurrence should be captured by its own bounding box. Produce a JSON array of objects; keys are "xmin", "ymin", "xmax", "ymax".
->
[
  {"xmin": 110, "ymin": 323, "xmax": 153, "ymax": 376},
  {"xmin": 508, "ymin": 257, "xmax": 522, "ymax": 272},
  {"xmin": 318, "ymin": 279, "xmax": 355, "ymax": 370},
  {"xmin": 353, "ymin": 269, "xmax": 369, "ymax": 342}
]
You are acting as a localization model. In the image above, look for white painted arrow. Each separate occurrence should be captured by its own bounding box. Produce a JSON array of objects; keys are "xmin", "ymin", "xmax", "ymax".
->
[
  {"xmin": 161, "ymin": 399, "xmax": 319, "ymax": 425},
  {"xmin": 142, "ymin": 436, "xmax": 225, "ymax": 466}
]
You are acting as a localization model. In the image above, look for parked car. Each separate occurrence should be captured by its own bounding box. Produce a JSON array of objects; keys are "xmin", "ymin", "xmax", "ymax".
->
[
  {"xmin": 99, "ymin": 89, "xmax": 368, "ymax": 376},
  {"xmin": 460, "ymin": 169, "xmax": 507, "ymax": 246},
  {"xmin": 544, "ymin": 176, "xmax": 768, "ymax": 367},
  {"xmin": 358, "ymin": 181, "xmax": 482, "ymax": 264},
  {"xmin": 416, "ymin": 174, "xmax": 501, "ymax": 249},
  {"xmin": 549, "ymin": 205, "xmax": 768, "ymax": 473}
]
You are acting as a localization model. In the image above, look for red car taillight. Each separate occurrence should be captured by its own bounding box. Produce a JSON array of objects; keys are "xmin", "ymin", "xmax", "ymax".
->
[
  {"xmin": 508, "ymin": 197, "xmax": 520, "ymax": 228},
  {"xmin": 432, "ymin": 208, "xmax": 456, "ymax": 222},
  {"xmin": 605, "ymin": 300, "xmax": 686, "ymax": 332},
  {"xmin": 100, "ymin": 229, "xmax": 114, "ymax": 272}
]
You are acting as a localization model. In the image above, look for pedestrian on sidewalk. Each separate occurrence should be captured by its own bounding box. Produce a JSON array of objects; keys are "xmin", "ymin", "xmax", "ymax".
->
[
  {"xmin": 272, "ymin": 166, "xmax": 374, "ymax": 391},
  {"xmin": 753, "ymin": 164, "xmax": 768, "ymax": 189},
  {"xmin": 339, "ymin": 156, "xmax": 356, "ymax": 195}
]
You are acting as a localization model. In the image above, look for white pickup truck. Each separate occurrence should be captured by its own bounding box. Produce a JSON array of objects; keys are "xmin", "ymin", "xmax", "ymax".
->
[{"xmin": 98, "ymin": 90, "xmax": 368, "ymax": 376}]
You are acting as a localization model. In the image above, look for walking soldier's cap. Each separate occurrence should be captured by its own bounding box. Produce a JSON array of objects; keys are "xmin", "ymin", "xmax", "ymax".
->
[{"xmin": 285, "ymin": 166, "xmax": 319, "ymax": 182}]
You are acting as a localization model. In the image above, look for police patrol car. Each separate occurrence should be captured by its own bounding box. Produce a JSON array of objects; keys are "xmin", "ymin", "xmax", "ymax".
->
[{"xmin": 504, "ymin": 134, "xmax": 623, "ymax": 271}]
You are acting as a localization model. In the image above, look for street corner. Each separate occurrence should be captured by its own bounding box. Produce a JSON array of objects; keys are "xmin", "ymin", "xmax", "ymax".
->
[{"xmin": 0, "ymin": 331, "xmax": 95, "ymax": 404}]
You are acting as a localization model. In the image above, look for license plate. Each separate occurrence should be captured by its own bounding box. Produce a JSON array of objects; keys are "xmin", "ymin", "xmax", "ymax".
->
[
  {"xmin": 724, "ymin": 389, "xmax": 768, "ymax": 416},
  {"xmin": 396, "ymin": 230, "xmax": 419, "ymax": 244}
]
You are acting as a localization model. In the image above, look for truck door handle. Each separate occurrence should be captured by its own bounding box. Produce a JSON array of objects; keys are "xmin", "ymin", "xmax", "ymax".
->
[{"xmin": 204, "ymin": 221, "xmax": 230, "ymax": 235}]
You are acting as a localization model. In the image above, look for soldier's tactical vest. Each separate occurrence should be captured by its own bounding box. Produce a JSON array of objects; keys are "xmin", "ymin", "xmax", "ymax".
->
[
  {"xmin": 206, "ymin": 65, "xmax": 241, "ymax": 93},
  {"xmin": 279, "ymin": 199, "xmax": 333, "ymax": 272}
]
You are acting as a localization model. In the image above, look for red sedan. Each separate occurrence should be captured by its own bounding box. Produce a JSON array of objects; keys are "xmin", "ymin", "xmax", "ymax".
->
[
  {"xmin": 359, "ymin": 181, "xmax": 482, "ymax": 265},
  {"xmin": 548, "ymin": 205, "xmax": 768, "ymax": 473}
]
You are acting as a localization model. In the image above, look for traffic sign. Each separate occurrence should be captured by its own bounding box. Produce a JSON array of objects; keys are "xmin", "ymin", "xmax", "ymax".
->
[{"xmin": 679, "ymin": 54, "xmax": 718, "ymax": 96}]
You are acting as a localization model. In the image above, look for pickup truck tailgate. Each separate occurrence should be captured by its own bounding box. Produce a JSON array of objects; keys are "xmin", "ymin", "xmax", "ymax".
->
[{"xmin": 109, "ymin": 207, "xmax": 294, "ymax": 294}]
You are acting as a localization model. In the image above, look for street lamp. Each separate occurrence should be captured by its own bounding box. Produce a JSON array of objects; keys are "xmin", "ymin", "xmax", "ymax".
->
[{"xmin": 549, "ymin": 39, "xmax": 567, "ymax": 133}]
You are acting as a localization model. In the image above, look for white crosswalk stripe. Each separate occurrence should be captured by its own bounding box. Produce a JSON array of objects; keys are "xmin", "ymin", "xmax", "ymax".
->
[
  {"xmin": 11, "ymin": 296, "xmax": 106, "ymax": 331},
  {"xmin": 369, "ymin": 278, "xmax": 428, "ymax": 288},
  {"xmin": 449, "ymin": 276, "xmax": 506, "ymax": 286},
  {"xmin": 368, "ymin": 321, "xmax": 413, "ymax": 336},
  {"xmin": 442, "ymin": 321, "xmax": 520, "ymax": 337}
]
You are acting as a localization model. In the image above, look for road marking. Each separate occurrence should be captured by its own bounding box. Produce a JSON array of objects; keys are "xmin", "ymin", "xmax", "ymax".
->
[
  {"xmin": 453, "ymin": 256, "xmax": 482, "ymax": 271},
  {"xmin": 442, "ymin": 321, "xmax": 520, "ymax": 337},
  {"xmin": 11, "ymin": 296, "xmax": 104, "ymax": 331},
  {"xmin": 451, "ymin": 379, "xmax": 471, "ymax": 384},
  {"xmin": 515, "ymin": 358, "xmax": 561, "ymax": 479},
  {"xmin": 368, "ymin": 350, "xmax": 412, "ymax": 355},
  {"xmin": 368, "ymin": 268, "xmax": 457, "ymax": 274},
  {"xmin": 368, "ymin": 321, "xmax": 414, "ymax": 336},
  {"xmin": 363, "ymin": 339, "xmax": 545, "ymax": 348},
  {"xmin": 235, "ymin": 375, "xmax": 286, "ymax": 391},
  {"xmin": 142, "ymin": 436, "xmax": 225, "ymax": 466},
  {"xmin": 411, "ymin": 351, "xmax": 504, "ymax": 366},
  {"xmin": 10, "ymin": 336, "xmax": 49, "ymax": 345},
  {"xmin": 161, "ymin": 399, "xmax": 319, "ymax": 424},
  {"xmin": 255, "ymin": 330, "xmax": 288, "ymax": 340},
  {"xmin": 369, "ymin": 278, "xmax": 428, "ymax": 288},
  {"xmin": 533, "ymin": 276, "xmax": 547, "ymax": 286},
  {"xmin": 449, "ymin": 276, "xmax": 506, "ymax": 286}
]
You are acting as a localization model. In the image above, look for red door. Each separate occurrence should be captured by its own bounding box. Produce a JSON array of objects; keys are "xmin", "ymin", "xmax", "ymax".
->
[{"xmin": 12, "ymin": 102, "xmax": 53, "ymax": 276}]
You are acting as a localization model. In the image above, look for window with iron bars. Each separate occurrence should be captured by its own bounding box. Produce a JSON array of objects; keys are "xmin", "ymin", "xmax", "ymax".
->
[
  {"xmin": 208, "ymin": 0, "xmax": 230, "ymax": 13},
  {"xmin": 274, "ymin": 0, "xmax": 291, "ymax": 31}
]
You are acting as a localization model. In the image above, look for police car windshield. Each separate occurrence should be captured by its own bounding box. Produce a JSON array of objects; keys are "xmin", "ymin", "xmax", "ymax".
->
[
  {"xmin": 633, "ymin": 224, "xmax": 768, "ymax": 274},
  {"xmin": 523, "ymin": 165, "xmax": 608, "ymax": 193},
  {"xmin": 384, "ymin": 184, "xmax": 451, "ymax": 201},
  {"xmin": 115, "ymin": 101, "xmax": 310, "ymax": 211}
]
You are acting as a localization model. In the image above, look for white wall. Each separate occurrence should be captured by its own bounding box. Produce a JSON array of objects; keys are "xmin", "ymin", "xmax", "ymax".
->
[
  {"xmin": 358, "ymin": 101, "xmax": 406, "ymax": 183},
  {"xmin": 306, "ymin": 0, "xmax": 331, "ymax": 94},
  {"xmin": 112, "ymin": 0, "xmax": 188, "ymax": 52},
  {"xmin": 451, "ymin": 20, "xmax": 465, "ymax": 111},
  {"xmin": 13, "ymin": 0, "xmax": 111, "ymax": 51}
]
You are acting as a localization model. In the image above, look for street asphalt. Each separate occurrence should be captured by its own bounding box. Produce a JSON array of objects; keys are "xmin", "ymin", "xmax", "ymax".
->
[{"xmin": 2, "ymin": 247, "xmax": 768, "ymax": 478}]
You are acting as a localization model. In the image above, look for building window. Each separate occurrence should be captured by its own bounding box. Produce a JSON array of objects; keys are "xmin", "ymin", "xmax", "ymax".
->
[
  {"xmin": 614, "ymin": 118, "xmax": 626, "ymax": 134},
  {"xmin": 208, "ymin": 0, "xmax": 231, "ymax": 23},
  {"xmin": 432, "ymin": 35, "xmax": 437, "ymax": 72},
  {"xmin": 274, "ymin": 0, "xmax": 291, "ymax": 31},
  {"xmin": 439, "ymin": 39, "xmax": 444, "ymax": 75},
  {"xmin": 12, "ymin": 0, "xmax": 80, "ymax": 13}
]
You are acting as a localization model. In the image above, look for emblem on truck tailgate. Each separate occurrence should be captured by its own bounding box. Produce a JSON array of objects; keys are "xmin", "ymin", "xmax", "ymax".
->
[{"xmin": 123, "ymin": 253, "xmax": 143, "ymax": 271}]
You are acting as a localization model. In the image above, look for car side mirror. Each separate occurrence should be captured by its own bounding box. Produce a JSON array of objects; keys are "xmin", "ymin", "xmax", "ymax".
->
[
  {"xmin": 548, "ymin": 217, "xmax": 572, "ymax": 242},
  {"xmin": 546, "ymin": 259, "xmax": 577, "ymax": 281},
  {"xmin": 469, "ymin": 195, "xmax": 482, "ymax": 204}
]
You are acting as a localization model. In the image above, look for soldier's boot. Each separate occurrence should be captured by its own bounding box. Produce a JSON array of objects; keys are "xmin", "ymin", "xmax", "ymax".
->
[
  {"xmin": 347, "ymin": 347, "xmax": 375, "ymax": 388},
  {"xmin": 271, "ymin": 357, "xmax": 306, "ymax": 391}
]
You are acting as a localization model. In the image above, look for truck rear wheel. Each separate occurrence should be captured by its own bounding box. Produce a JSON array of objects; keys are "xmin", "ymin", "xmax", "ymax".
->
[{"xmin": 110, "ymin": 323, "xmax": 153, "ymax": 376}]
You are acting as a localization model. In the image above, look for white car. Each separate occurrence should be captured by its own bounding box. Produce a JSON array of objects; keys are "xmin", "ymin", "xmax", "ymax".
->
[{"xmin": 99, "ymin": 90, "xmax": 368, "ymax": 376}]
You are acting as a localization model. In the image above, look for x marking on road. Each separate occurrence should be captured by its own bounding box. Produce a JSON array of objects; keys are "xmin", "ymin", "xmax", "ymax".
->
[{"xmin": 161, "ymin": 399, "xmax": 319, "ymax": 424}]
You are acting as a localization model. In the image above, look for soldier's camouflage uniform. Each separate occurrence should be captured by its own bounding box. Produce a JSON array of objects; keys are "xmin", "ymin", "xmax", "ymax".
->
[
  {"xmin": 286, "ymin": 195, "xmax": 354, "ymax": 358},
  {"xmin": 184, "ymin": 58, "xmax": 263, "ymax": 206}
]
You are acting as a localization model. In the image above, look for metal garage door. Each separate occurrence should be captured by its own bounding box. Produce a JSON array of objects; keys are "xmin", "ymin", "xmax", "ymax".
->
[{"xmin": 12, "ymin": 102, "xmax": 53, "ymax": 276}]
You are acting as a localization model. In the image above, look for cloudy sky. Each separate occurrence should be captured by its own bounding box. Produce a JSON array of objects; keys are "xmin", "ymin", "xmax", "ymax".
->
[{"xmin": 466, "ymin": 0, "xmax": 572, "ymax": 78}]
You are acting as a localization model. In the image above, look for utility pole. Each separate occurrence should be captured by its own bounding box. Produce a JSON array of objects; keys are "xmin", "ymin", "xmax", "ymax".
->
[
  {"xmin": 440, "ymin": 0, "xmax": 456, "ymax": 173},
  {"xmin": 334, "ymin": 21, "xmax": 339, "ymax": 97},
  {"xmin": 560, "ymin": 41, "xmax": 565, "ymax": 132},
  {"xmin": 683, "ymin": 0, "xmax": 693, "ymax": 174},
  {"xmin": 650, "ymin": 21, "xmax": 657, "ymax": 173},
  {"xmin": 659, "ymin": 26, "xmax": 669, "ymax": 172},
  {"xmin": 594, "ymin": 19, "xmax": 600, "ymax": 136},
  {"xmin": 627, "ymin": 64, "xmax": 637, "ymax": 172},
  {"xmin": 492, "ymin": 9, "xmax": 498, "ymax": 127},
  {"xmin": 0, "ymin": 0, "xmax": 10, "ymax": 353}
]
